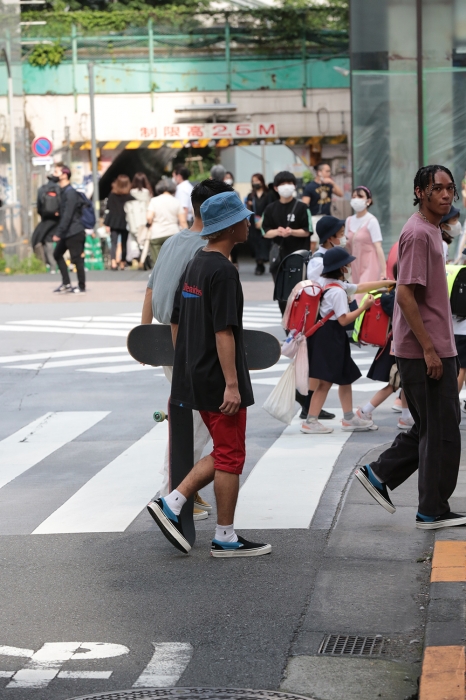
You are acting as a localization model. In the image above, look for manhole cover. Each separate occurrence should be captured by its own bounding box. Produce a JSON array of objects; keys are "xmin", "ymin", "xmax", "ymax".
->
[
  {"xmin": 66, "ymin": 690, "xmax": 313, "ymax": 700},
  {"xmin": 318, "ymin": 634, "xmax": 385, "ymax": 656}
]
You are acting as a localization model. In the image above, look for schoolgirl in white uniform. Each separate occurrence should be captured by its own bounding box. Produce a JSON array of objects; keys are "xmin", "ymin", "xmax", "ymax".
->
[{"xmin": 302, "ymin": 247, "xmax": 395, "ymax": 435}]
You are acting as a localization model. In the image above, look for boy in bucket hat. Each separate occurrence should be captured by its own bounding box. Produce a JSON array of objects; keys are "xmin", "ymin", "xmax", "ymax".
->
[{"xmin": 147, "ymin": 192, "xmax": 272, "ymax": 558}]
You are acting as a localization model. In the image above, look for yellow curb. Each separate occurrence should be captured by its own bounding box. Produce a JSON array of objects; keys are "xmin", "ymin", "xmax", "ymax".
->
[
  {"xmin": 419, "ymin": 646, "xmax": 465, "ymax": 700},
  {"xmin": 431, "ymin": 541, "xmax": 466, "ymax": 583}
]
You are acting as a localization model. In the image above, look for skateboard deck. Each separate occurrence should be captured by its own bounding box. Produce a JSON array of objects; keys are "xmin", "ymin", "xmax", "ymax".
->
[
  {"xmin": 135, "ymin": 324, "xmax": 281, "ymax": 548},
  {"xmin": 127, "ymin": 324, "xmax": 281, "ymax": 370}
]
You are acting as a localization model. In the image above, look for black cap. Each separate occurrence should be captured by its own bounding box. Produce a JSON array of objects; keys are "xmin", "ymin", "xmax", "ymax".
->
[
  {"xmin": 440, "ymin": 206, "xmax": 460, "ymax": 225},
  {"xmin": 322, "ymin": 247, "xmax": 356, "ymax": 274},
  {"xmin": 316, "ymin": 215, "xmax": 346, "ymax": 244}
]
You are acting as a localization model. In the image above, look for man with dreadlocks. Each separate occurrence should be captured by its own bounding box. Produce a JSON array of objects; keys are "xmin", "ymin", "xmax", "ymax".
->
[{"xmin": 355, "ymin": 165, "xmax": 466, "ymax": 529}]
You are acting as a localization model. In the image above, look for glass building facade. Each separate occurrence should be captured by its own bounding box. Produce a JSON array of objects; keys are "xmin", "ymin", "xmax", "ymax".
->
[{"xmin": 351, "ymin": 0, "xmax": 466, "ymax": 249}]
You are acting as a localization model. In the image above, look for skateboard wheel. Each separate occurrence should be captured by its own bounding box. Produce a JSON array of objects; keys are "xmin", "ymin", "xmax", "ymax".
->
[{"xmin": 153, "ymin": 410, "xmax": 167, "ymax": 423}]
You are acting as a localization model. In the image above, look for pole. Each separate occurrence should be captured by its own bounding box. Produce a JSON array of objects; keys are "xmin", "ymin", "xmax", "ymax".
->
[
  {"xmin": 88, "ymin": 62, "xmax": 99, "ymax": 226},
  {"xmin": 72, "ymin": 24, "xmax": 78, "ymax": 113},
  {"xmin": 148, "ymin": 19, "xmax": 154, "ymax": 112},
  {"xmin": 261, "ymin": 142, "xmax": 266, "ymax": 180},
  {"xmin": 301, "ymin": 22, "xmax": 307, "ymax": 109},
  {"xmin": 3, "ymin": 41, "xmax": 17, "ymax": 204},
  {"xmin": 225, "ymin": 14, "xmax": 231, "ymax": 104},
  {"xmin": 416, "ymin": 0, "xmax": 424, "ymax": 168}
]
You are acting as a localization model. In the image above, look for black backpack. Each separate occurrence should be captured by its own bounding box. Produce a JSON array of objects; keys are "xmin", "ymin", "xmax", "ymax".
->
[
  {"xmin": 450, "ymin": 267, "xmax": 466, "ymax": 318},
  {"xmin": 39, "ymin": 183, "xmax": 61, "ymax": 220},
  {"xmin": 273, "ymin": 249, "xmax": 312, "ymax": 302}
]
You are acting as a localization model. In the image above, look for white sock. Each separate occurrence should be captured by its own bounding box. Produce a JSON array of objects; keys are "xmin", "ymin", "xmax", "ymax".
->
[
  {"xmin": 401, "ymin": 408, "xmax": 411, "ymax": 420},
  {"xmin": 164, "ymin": 489, "xmax": 187, "ymax": 516},
  {"xmin": 362, "ymin": 402, "xmax": 375, "ymax": 415},
  {"xmin": 214, "ymin": 524, "xmax": 238, "ymax": 543}
]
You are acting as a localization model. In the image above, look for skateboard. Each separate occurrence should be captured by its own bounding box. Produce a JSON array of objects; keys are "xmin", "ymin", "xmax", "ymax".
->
[{"xmin": 128, "ymin": 324, "xmax": 280, "ymax": 548}]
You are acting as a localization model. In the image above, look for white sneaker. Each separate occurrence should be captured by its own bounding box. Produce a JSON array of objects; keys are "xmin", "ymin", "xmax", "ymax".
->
[
  {"xmin": 300, "ymin": 420, "xmax": 334, "ymax": 434},
  {"xmin": 193, "ymin": 507, "xmax": 208, "ymax": 521},
  {"xmin": 397, "ymin": 417, "xmax": 414, "ymax": 430},
  {"xmin": 341, "ymin": 414, "xmax": 374, "ymax": 431},
  {"xmin": 356, "ymin": 407, "xmax": 372, "ymax": 421},
  {"xmin": 391, "ymin": 400, "xmax": 402, "ymax": 413}
]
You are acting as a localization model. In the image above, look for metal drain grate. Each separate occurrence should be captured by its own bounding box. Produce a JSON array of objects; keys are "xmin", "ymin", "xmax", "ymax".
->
[
  {"xmin": 66, "ymin": 689, "xmax": 315, "ymax": 700},
  {"xmin": 318, "ymin": 634, "xmax": 384, "ymax": 656}
]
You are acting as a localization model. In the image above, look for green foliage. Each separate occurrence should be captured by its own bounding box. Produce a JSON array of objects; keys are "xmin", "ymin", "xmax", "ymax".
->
[
  {"xmin": 0, "ymin": 254, "xmax": 47, "ymax": 275},
  {"xmin": 302, "ymin": 170, "xmax": 314, "ymax": 185},
  {"xmin": 28, "ymin": 42, "xmax": 65, "ymax": 67}
]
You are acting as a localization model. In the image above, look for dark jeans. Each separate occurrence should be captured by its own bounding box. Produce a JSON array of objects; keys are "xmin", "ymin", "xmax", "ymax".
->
[
  {"xmin": 249, "ymin": 226, "xmax": 271, "ymax": 262},
  {"xmin": 110, "ymin": 229, "xmax": 128, "ymax": 263},
  {"xmin": 370, "ymin": 356, "xmax": 461, "ymax": 516},
  {"xmin": 53, "ymin": 232, "xmax": 86, "ymax": 290}
]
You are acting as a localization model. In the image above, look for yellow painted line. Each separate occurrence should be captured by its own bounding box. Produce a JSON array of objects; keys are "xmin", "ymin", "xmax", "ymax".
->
[
  {"xmin": 125, "ymin": 141, "xmax": 142, "ymax": 149},
  {"xmin": 102, "ymin": 141, "xmax": 121, "ymax": 150},
  {"xmin": 147, "ymin": 141, "xmax": 164, "ymax": 149},
  {"xmin": 419, "ymin": 646, "xmax": 465, "ymax": 700},
  {"xmin": 431, "ymin": 541, "xmax": 466, "ymax": 582}
]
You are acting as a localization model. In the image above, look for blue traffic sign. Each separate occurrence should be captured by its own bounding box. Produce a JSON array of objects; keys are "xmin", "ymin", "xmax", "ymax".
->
[{"xmin": 31, "ymin": 136, "xmax": 53, "ymax": 157}]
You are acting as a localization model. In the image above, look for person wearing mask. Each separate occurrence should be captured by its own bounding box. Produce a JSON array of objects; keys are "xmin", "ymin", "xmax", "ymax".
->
[
  {"xmin": 104, "ymin": 175, "xmax": 134, "ymax": 271},
  {"xmin": 125, "ymin": 173, "xmax": 153, "ymax": 268},
  {"xmin": 147, "ymin": 179, "xmax": 187, "ymax": 266},
  {"xmin": 345, "ymin": 186, "xmax": 386, "ymax": 298},
  {"xmin": 262, "ymin": 171, "xmax": 311, "ymax": 311},
  {"xmin": 52, "ymin": 163, "xmax": 86, "ymax": 294},
  {"xmin": 224, "ymin": 171, "xmax": 235, "ymax": 187},
  {"xmin": 246, "ymin": 173, "xmax": 273, "ymax": 276},
  {"xmin": 307, "ymin": 215, "xmax": 346, "ymax": 281},
  {"xmin": 302, "ymin": 163, "xmax": 343, "ymax": 240},
  {"xmin": 33, "ymin": 172, "xmax": 61, "ymax": 272},
  {"xmin": 173, "ymin": 165, "xmax": 193, "ymax": 225},
  {"xmin": 356, "ymin": 164, "xmax": 466, "ymax": 530},
  {"xmin": 222, "ymin": 172, "xmax": 241, "ymax": 268},
  {"xmin": 439, "ymin": 205, "xmax": 461, "ymax": 262},
  {"xmin": 141, "ymin": 179, "xmax": 235, "ymax": 520}
]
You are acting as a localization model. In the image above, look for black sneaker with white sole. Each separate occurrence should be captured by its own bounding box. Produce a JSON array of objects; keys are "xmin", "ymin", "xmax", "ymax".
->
[
  {"xmin": 416, "ymin": 511, "xmax": 466, "ymax": 529},
  {"xmin": 354, "ymin": 465, "xmax": 396, "ymax": 514},
  {"xmin": 210, "ymin": 535, "xmax": 272, "ymax": 558},
  {"xmin": 53, "ymin": 283, "xmax": 72, "ymax": 293},
  {"xmin": 147, "ymin": 498, "xmax": 191, "ymax": 553}
]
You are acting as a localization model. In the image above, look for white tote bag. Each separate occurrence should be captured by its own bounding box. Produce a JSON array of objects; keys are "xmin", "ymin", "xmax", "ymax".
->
[{"xmin": 262, "ymin": 359, "xmax": 297, "ymax": 425}]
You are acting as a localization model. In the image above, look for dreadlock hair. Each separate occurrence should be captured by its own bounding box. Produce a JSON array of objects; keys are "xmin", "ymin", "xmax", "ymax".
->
[{"xmin": 413, "ymin": 165, "xmax": 458, "ymax": 206}]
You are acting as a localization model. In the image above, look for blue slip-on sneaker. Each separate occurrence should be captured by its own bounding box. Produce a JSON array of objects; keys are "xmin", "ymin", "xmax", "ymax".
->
[
  {"xmin": 416, "ymin": 511, "xmax": 466, "ymax": 530},
  {"xmin": 210, "ymin": 535, "xmax": 272, "ymax": 558},
  {"xmin": 147, "ymin": 498, "xmax": 191, "ymax": 553},
  {"xmin": 354, "ymin": 465, "xmax": 396, "ymax": 514}
]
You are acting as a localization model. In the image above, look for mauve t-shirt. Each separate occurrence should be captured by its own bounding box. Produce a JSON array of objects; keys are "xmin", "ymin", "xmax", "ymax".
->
[{"xmin": 393, "ymin": 213, "xmax": 456, "ymax": 359}]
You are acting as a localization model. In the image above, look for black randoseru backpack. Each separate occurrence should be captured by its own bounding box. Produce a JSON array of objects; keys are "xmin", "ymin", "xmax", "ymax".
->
[
  {"xmin": 40, "ymin": 186, "xmax": 61, "ymax": 220},
  {"xmin": 273, "ymin": 250, "xmax": 313, "ymax": 302},
  {"xmin": 450, "ymin": 267, "xmax": 466, "ymax": 318}
]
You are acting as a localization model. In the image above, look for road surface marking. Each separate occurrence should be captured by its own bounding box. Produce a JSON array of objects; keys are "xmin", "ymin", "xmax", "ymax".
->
[
  {"xmin": 235, "ymin": 409, "xmax": 350, "ymax": 529},
  {"xmin": 0, "ymin": 412, "xmax": 109, "ymax": 491},
  {"xmin": 57, "ymin": 671, "xmax": 112, "ymax": 679},
  {"xmin": 0, "ymin": 346, "xmax": 127, "ymax": 364},
  {"xmin": 0, "ymin": 324, "xmax": 128, "ymax": 337},
  {"xmin": 6, "ymin": 355, "xmax": 137, "ymax": 371},
  {"xmin": 33, "ymin": 422, "xmax": 168, "ymax": 534},
  {"xmin": 77, "ymin": 364, "xmax": 163, "ymax": 374},
  {"xmin": 133, "ymin": 643, "xmax": 193, "ymax": 688}
]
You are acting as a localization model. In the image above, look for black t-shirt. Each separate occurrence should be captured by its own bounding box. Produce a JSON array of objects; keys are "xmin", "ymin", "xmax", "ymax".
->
[
  {"xmin": 170, "ymin": 250, "xmax": 254, "ymax": 412},
  {"xmin": 303, "ymin": 180, "xmax": 333, "ymax": 215},
  {"xmin": 262, "ymin": 199, "xmax": 311, "ymax": 257}
]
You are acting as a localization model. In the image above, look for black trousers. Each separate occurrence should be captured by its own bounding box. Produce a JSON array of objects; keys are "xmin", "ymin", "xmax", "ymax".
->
[
  {"xmin": 53, "ymin": 232, "xmax": 86, "ymax": 290},
  {"xmin": 370, "ymin": 356, "xmax": 461, "ymax": 516},
  {"xmin": 110, "ymin": 229, "xmax": 129, "ymax": 262}
]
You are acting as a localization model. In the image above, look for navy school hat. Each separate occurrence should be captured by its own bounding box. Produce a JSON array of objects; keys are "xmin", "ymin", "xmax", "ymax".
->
[
  {"xmin": 199, "ymin": 191, "xmax": 251, "ymax": 236},
  {"xmin": 316, "ymin": 215, "xmax": 346, "ymax": 244},
  {"xmin": 440, "ymin": 206, "xmax": 460, "ymax": 225},
  {"xmin": 322, "ymin": 246, "xmax": 356, "ymax": 274}
]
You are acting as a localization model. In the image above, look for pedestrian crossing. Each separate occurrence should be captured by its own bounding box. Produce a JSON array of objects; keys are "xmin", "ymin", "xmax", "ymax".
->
[{"xmin": 0, "ymin": 404, "xmax": 368, "ymax": 536}]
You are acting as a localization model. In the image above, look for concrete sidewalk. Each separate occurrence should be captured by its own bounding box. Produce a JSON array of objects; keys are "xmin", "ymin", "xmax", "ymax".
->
[{"xmin": 280, "ymin": 427, "xmax": 466, "ymax": 700}]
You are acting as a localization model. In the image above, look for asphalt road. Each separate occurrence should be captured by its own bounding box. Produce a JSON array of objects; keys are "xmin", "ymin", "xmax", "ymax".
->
[{"xmin": 0, "ymin": 276, "xmax": 439, "ymax": 700}]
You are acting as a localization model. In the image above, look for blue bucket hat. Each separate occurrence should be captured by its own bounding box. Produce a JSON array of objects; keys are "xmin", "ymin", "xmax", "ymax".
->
[
  {"xmin": 316, "ymin": 215, "xmax": 346, "ymax": 243},
  {"xmin": 440, "ymin": 206, "xmax": 460, "ymax": 226},
  {"xmin": 199, "ymin": 191, "xmax": 251, "ymax": 236},
  {"xmin": 322, "ymin": 247, "xmax": 356, "ymax": 274}
]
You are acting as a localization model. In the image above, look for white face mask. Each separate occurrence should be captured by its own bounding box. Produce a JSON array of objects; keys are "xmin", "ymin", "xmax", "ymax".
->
[
  {"xmin": 334, "ymin": 235, "xmax": 347, "ymax": 247},
  {"xmin": 350, "ymin": 197, "xmax": 367, "ymax": 213},
  {"xmin": 224, "ymin": 178, "xmax": 233, "ymax": 186},
  {"xmin": 278, "ymin": 184, "xmax": 295, "ymax": 198},
  {"xmin": 447, "ymin": 221, "xmax": 462, "ymax": 237}
]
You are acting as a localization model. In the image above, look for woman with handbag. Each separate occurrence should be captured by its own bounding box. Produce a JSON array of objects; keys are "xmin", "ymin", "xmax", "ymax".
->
[{"xmin": 245, "ymin": 173, "xmax": 273, "ymax": 276}]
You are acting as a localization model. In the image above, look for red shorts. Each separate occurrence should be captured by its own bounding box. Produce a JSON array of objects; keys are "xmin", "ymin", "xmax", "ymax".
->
[{"xmin": 199, "ymin": 408, "xmax": 247, "ymax": 475}]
